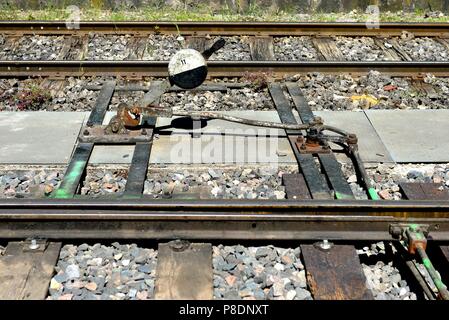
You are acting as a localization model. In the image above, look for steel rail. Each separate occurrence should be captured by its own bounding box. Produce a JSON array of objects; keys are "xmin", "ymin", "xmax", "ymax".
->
[
  {"xmin": 1, "ymin": 21, "xmax": 449, "ymax": 36},
  {"xmin": 0, "ymin": 199, "xmax": 448, "ymax": 240},
  {"xmin": 1, "ymin": 60, "xmax": 449, "ymax": 77}
]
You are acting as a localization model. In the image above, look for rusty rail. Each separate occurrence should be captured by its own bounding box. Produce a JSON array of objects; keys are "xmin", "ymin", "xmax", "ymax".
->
[
  {"xmin": 0, "ymin": 199, "xmax": 448, "ymax": 240},
  {"xmin": 1, "ymin": 21, "xmax": 449, "ymax": 36},
  {"xmin": 1, "ymin": 60, "xmax": 449, "ymax": 78}
]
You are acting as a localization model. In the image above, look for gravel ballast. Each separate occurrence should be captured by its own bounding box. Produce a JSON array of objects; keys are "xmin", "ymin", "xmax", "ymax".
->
[
  {"xmin": 358, "ymin": 242, "xmax": 417, "ymax": 300},
  {"xmin": 274, "ymin": 36, "xmax": 318, "ymax": 61},
  {"xmin": 143, "ymin": 34, "xmax": 182, "ymax": 61},
  {"xmin": 2, "ymin": 163, "xmax": 448, "ymax": 201},
  {"xmin": 393, "ymin": 36, "xmax": 449, "ymax": 61},
  {"xmin": 367, "ymin": 163, "xmax": 449, "ymax": 200},
  {"xmin": 143, "ymin": 167, "xmax": 295, "ymax": 200},
  {"xmin": 160, "ymin": 87, "xmax": 275, "ymax": 111},
  {"xmin": 0, "ymin": 35, "xmax": 65, "ymax": 60},
  {"xmin": 208, "ymin": 36, "xmax": 251, "ymax": 61},
  {"xmin": 0, "ymin": 166, "xmax": 296, "ymax": 200},
  {"xmin": 86, "ymin": 35, "xmax": 131, "ymax": 60},
  {"xmin": 335, "ymin": 36, "xmax": 397, "ymax": 61},
  {"xmin": 0, "ymin": 169, "xmax": 63, "ymax": 199},
  {"xmin": 1, "ymin": 74, "xmax": 448, "ymax": 112},
  {"xmin": 296, "ymin": 71, "xmax": 448, "ymax": 111},
  {"xmin": 47, "ymin": 243, "xmax": 157, "ymax": 300},
  {"xmin": 46, "ymin": 241, "xmax": 424, "ymax": 300},
  {"xmin": 1, "ymin": 34, "xmax": 449, "ymax": 62},
  {"xmin": 213, "ymin": 245, "xmax": 311, "ymax": 300}
]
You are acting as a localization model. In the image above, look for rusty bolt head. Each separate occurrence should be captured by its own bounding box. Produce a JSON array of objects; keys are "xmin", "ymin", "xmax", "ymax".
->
[
  {"xmin": 347, "ymin": 133, "xmax": 358, "ymax": 144},
  {"xmin": 313, "ymin": 116, "xmax": 323, "ymax": 125}
]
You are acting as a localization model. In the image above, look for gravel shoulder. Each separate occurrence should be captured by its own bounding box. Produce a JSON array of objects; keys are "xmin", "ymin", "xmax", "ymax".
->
[
  {"xmin": 295, "ymin": 71, "xmax": 449, "ymax": 111},
  {"xmin": 274, "ymin": 36, "xmax": 319, "ymax": 61},
  {"xmin": 1, "ymin": 74, "xmax": 449, "ymax": 112}
]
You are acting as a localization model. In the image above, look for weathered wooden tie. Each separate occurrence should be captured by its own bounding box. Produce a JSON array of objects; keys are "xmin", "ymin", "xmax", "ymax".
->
[
  {"xmin": 155, "ymin": 241, "xmax": 213, "ymax": 300},
  {"xmin": 312, "ymin": 37, "xmax": 345, "ymax": 61},
  {"xmin": 301, "ymin": 244, "xmax": 373, "ymax": 300},
  {"xmin": 282, "ymin": 173, "xmax": 312, "ymax": 199},
  {"xmin": 249, "ymin": 36, "xmax": 275, "ymax": 60},
  {"xmin": 372, "ymin": 38, "xmax": 402, "ymax": 61},
  {"xmin": 0, "ymin": 241, "xmax": 61, "ymax": 300},
  {"xmin": 400, "ymin": 183, "xmax": 449, "ymax": 200}
]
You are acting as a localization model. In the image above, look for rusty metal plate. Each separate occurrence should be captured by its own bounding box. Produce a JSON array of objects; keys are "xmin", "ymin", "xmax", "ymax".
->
[
  {"xmin": 0, "ymin": 242, "xmax": 61, "ymax": 300},
  {"xmin": 79, "ymin": 125, "xmax": 153, "ymax": 144},
  {"xmin": 282, "ymin": 173, "xmax": 312, "ymax": 200},
  {"xmin": 155, "ymin": 242, "xmax": 213, "ymax": 300},
  {"xmin": 400, "ymin": 183, "xmax": 449, "ymax": 200},
  {"xmin": 301, "ymin": 244, "xmax": 373, "ymax": 300}
]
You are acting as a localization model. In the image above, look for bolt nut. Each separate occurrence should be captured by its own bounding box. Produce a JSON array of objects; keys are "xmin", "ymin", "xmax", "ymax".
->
[{"xmin": 29, "ymin": 239, "xmax": 40, "ymax": 250}]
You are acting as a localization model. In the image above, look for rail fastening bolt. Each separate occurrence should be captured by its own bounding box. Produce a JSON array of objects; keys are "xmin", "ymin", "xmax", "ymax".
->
[
  {"xmin": 29, "ymin": 239, "xmax": 39, "ymax": 250},
  {"xmin": 320, "ymin": 239, "xmax": 331, "ymax": 250}
]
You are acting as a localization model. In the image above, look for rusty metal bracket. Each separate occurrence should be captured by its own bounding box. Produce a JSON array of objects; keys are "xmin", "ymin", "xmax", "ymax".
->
[
  {"xmin": 79, "ymin": 125, "xmax": 152, "ymax": 144},
  {"xmin": 389, "ymin": 223, "xmax": 430, "ymax": 254},
  {"xmin": 295, "ymin": 135, "xmax": 331, "ymax": 154}
]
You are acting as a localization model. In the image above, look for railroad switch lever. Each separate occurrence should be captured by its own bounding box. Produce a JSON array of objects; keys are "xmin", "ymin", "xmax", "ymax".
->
[
  {"xmin": 389, "ymin": 224, "xmax": 430, "ymax": 254},
  {"xmin": 202, "ymin": 38, "xmax": 226, "ymax": 60}
]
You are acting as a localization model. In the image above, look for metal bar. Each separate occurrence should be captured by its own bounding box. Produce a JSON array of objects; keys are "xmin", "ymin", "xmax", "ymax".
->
[
  {"xmin": 269, "ymin": 83, "xmax": 332, "ymax": 200},
  {"xmin": 286, "ymin": 83, "xmax": 315, "ymax": 124},
  {"xmin": 0, "ymin": 218, "xmax": 448, "ymax": 240},
  {"xmin": 416, "ymin": 245, "xmax": 449, "ymax": 300},
  {"xmin": 268, "ymin": 83, "xmax": 299, "ymax": 135},
  {"xmin": 296, "ymin": 153, "xmax": 332, "ymax": 200},
  {"xmin": 53, "ymin": 142, "xmax": 93, "ymax": 199},
  {"xmin": 1, "ymin": 21, "xmax": 448, "ymax": 36},
  {"xmin": 123, "ymin": 141, "xmax": 153, "ymax": 197},
  {"xmin": 319, "ymin": 153, "xmax": 355, "ymax": 200},
  {"xmin": 85, "ymin": 84, "xmax": 231, "ymax": 92},
  {"xmin": 1, "ymin": 198, "xmax": 448, "ymax": 212},
  {"xmin": 55, "ymin": 81, "xmax": 115, "ymax": 198},
  {"xmin": 282, "ymin": 173, "xmax": 312, "ymax": 200},
  {"xmin": 86, "ymin": 80, "xmax": 116, "ymax": 126},
  {"xmin": 2, "ymin": 61, "xmax": 449, "ymax": 78},
  {"xmin": 301, "ymin": 244, "xmax": 373, "ymax": 300}
]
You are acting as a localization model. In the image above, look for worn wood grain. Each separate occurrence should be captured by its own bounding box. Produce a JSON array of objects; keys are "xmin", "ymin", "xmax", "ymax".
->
[
  {"xmin": 312, "ymin": 37, "xmax": 345, "ymax": 61},
  {"xmin": 186, "ymin": 36, "xmax": 209, "ymax": 53},
  {"xmin": 249, "ymin": 36, "xmax": 275, "ymax": 61},
  {"xmin": 0, "ymin": 242, "xmax": 61, "ymax": 300},
  {"xmin": 301, "ymin": 244, "xmax": 373, "ymax": 300},
  {"xmin": 372, "ymin": 38, "xmax": 402, "ymax": 61},
  {"xmin": 388, "ymin": 38, "xmax": 413, "ymax": 61},
  {"xmin": 282, "ymin": 173, "xmax": 312, "ymax": 200},
  {"xmin": 155, "ymin": 242, "xmax": 213, "ymax": 300},
  {"xmin": 400, "ymin": 183, "xmax": 449, "ymax": 200}
]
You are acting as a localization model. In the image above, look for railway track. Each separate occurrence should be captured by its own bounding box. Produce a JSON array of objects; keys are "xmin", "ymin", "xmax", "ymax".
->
[
  {"xmin": 1, "ymin": 21, "xmax": 449, "ymax": 36},
  {"xmin": 1, "ymin": 21, "xmax": 449, "ymax": 302},
  {"xmin": 2, "ymin": 60, "xmax": 449, "ymax": 77},
  {"xmin": 1, "ymin": 22, "xmax": 449, "ymax": 77}
]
